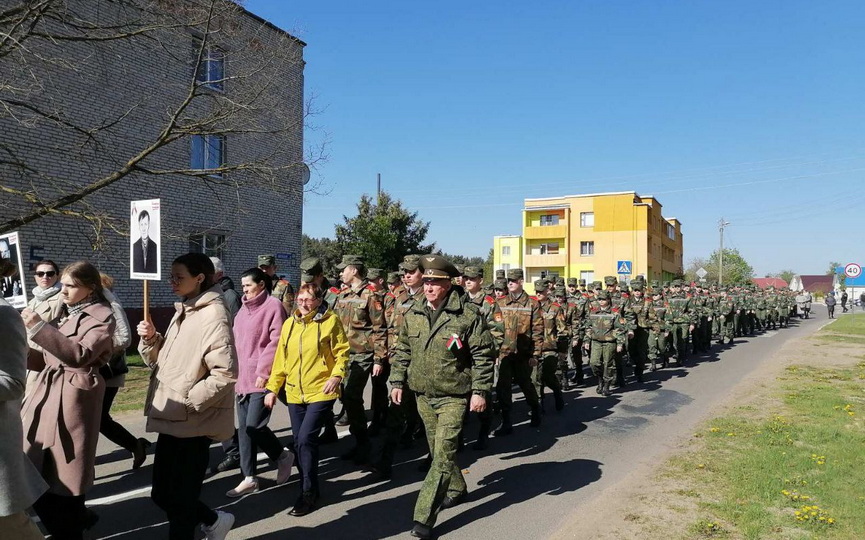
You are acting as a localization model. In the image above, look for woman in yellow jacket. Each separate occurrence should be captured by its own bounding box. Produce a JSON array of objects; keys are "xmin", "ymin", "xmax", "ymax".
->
[{"xmin": 265, "ymin": 282, "xmax": 349, "ymax": 516}]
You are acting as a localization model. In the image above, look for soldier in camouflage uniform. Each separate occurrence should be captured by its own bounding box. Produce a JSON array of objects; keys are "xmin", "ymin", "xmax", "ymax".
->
[
  {"xmin": 366, "ymin": 268, "xmax": 390, "ymax": 437},
  {"xmin": 462, "ymin": 265, "xmax": 502, "ymax": 449},
  {"xmin": 583, "ymin": 290, "xmax": 628, "ymax": 396},
  {"xmin": 389, "ymin": 256, "xmax": 495, "ymax": 540},
  {"xmin": 258, "ymin": 254, "xmax": 296, "ymax": 312},
  {"xmin": 603, "ymin": 276, "xmax": 636, "ymax": 387},
  {"xmin": 624, "ymin": 281, "xmax": 656, "ymax": 382},
  {"xmin": 332, "ymin": 255, "xmax": 387, "ymax": 464},
  {"xmin": 566, "ymin": 278, "xmax": 588, "ymax": 386},
  {"xmin": 532, "ymin": 280, "xmax": 566, "ymax": 411},
  {"xmin": 373, "ymin": 255, "xmax": 426, "ymax": 478},
  {"xmin": 715, "ymin": 287, "xmax": 736, "ymax": 344},
  {"xmin": 494, "ymin": 268, "xmax": 543, "ymax": 435},
  {"xmin": 648, "ymin": 284, "xmax": 670, "ymax": 370},
  {"xmin": 664, "ymin": 279, "xmax": 696, "ymax": 365},
  {"xmin": 691, "ymin": 284, "xmax": 711, "ymax": 353}
]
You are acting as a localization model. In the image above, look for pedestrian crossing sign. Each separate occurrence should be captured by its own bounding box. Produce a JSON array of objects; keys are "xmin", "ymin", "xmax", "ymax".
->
[{"xmin": 617, "ymin": 260, "xmax": 632, "ymax": 274}]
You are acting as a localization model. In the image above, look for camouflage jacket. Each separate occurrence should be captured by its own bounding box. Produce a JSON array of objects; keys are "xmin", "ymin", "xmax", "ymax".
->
[
  {"xmin": 495, "ymin": 290, "xmax": 543, "ymax": 359},
  {"xmin": 273, "ymin": 278, "xmax": 296, "ymax": 314},
  {"xmin": 466, "ymin": 290, "xmax": 503, "ymax": 355},
  {"xmin": 692, "ymin": 294, "xmax": 709, "ymax": 318},
  {"xmin": 583, "ymin": 303, "xmax": 627, "ymax": 345},
  {"xmin": 650, "ymin": 298, "xmax": 670, "ymax": 332},
  {"xmin": 664, "ymin": 293, "xmax": 695, "ymax": 325},
  {"xmin": 333, "ymin": 279, "xmax": 387, "ymax": 363},
  {"xmin": 389, "ymin": 289, "xmax": 495, "ymax": 397},
  {"xmin": 320, "ymin": 278, "xmax": 340, "ymax": 311},
  {"xmin": 538, "ymin": 298, "xmax": 568, "ymax": 353},
  {"xmin": 716, "ymin": 295, "xmax": 736, "ymax": 318},
  {"xmin": 624, "ymin": 296, "xmax": 657, "ymax": 329},
  {"xmin": 385, "ymin": 286, "xmax": 424, "ymax": 361}
]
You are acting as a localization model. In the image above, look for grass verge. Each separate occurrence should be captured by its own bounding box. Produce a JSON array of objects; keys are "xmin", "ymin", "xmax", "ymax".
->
[
  {"xmin": 814, "ymin": 313, "xmax": 865, "ymax": 344},
  {"xmin": 111, "ymin": 353, "xmax": 151, "ymax": 413},
  {"xmin": 655, "ymin": 315, "xmax": 865, "ymax": 539}
]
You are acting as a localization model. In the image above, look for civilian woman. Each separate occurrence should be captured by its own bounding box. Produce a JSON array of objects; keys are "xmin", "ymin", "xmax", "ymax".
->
[
  {"xmin": 226, "ymin": 267, "xmax": 292, "ymax": 498},
  {"xmin": 24, "ymin": 259, "xmax": 64, "ymax": 398},
  {"xmin": 20, "ymin": 261, "xmax": 116, "ymax": 540},
  {"xmin": 137, "ymin": 253, "xmax": 236, "ymax": 540},
  {"xmin": 99, "ymin": 273, "xmax": 151, "ymax": 470},
  {"xmin": 265, "ymin": 282, "xmax": 349, "ymax": 516}
]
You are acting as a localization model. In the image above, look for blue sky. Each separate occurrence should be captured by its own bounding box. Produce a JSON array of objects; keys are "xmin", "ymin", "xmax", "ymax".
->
[{"xmin": 247, "ymin": 1, "xmax": 865, "ymax": 276}]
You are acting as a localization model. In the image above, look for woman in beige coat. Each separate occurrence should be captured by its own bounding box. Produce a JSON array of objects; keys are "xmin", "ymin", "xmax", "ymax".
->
[
  {"xmin": 21, "ymin": 261, "xmax": 116, "ymax": 540},
  {"xmin": 24, "ymin": 259, "xmax": 64, "ymax": 398},
  {"xmin": 137, "ymin": 253, "xmax": 237, "ymax": 540}
]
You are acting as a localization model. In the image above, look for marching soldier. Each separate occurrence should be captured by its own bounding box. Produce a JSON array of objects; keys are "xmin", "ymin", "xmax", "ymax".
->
[
  {"xmin": 332, "ymin": 255, "xmax": 387, "ymax": 464},
  {"xmin": 664, "ymin": 279, "xmax": 695, "ymax": 365},
  {"xmin": 494, "ymin": 268, "xmax": 543, "ymax": 435},
  {"xmin": 583, "ymin": 290, "xmax": 628, "ymax": 396},
  {"xmin": 648, "ymin": 285, "xmax": 670, "ymax": 370},
  {"xmin": 258, "ymin": 254, "xmax": 296, "ymax": 312},
  {"xmin": 624, "ymin": 281, "xmax": 656, "ymax": 383},
  {"xmin": 366, "ymin": 269, "xmax": 389, "ymax": 437},
  {"xmin": 532, "ymin": 280, "xmax": 566, "ymax": 411},
  {"xmin": 389, "ymin": 255, "xmax": 495, "ymax": 540}
]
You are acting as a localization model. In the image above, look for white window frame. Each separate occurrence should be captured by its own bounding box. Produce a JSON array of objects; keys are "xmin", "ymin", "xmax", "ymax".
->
[
  {"xmin": 539, "ymin": 214, "xmax": 560, "ymax": 226},
  {"xmin": 580, "ymin": 212, "xmax": 594, "ymax": 227},
  {"xmin": 580, "ymin": 270, "xmax": 594, "ymax": 283},
  {"xmin": 196, "ymin": 45, "xmax": 225, "ymax": 91},
  {"xmin": 191, "ymin": 134, "xmax": 226, "ymax": 177},
  {"xmin": 580, "ymin": 241, "xmax": 594, "ymax": 256},
  {"xmin": 189, "ymin": 232, "xmax": 226, "ymax": 258},
  {"xmin": 501, "ymin": 245, "xmax": 511, "ymax": 256}
]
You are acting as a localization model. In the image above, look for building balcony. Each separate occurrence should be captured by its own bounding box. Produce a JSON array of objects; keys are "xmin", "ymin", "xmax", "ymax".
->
[
  {"xmin": 524, "ymin": 223, "xmax": 567, "ymax": 239},
  {"xmin": 524, "ymin": 253, "xmax": 567, "ymax": 267}
]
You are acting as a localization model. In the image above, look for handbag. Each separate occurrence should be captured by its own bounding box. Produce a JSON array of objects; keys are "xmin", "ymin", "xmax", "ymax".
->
[{"xmin": 100, "ymin": 352, "xmax": 130, "ymax": 380}]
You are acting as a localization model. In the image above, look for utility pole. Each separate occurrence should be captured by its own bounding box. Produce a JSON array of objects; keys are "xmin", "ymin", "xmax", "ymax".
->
[
  {"xmin": 719, "ymin": 218, "xmax": 730, "ymax": 285},
  {"xmin": 376, "ymin": 173, "xmax": 381, "ymax": 200}
]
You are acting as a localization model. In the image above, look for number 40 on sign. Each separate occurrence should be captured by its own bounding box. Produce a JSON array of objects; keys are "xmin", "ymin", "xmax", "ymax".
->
[{"xmin": 844, "ymin": 263, "xmax": 861, "ymax": 279}]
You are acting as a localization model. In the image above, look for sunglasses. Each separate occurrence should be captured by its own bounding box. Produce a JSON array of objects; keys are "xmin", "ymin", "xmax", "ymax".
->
[{"xmin": 35, "ymin": 271, "xmax": 57, "ymax": 278}]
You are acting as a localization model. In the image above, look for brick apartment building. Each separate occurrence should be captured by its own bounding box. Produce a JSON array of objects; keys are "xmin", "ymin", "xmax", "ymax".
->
[{"xmin": 0, "ymin": 1, "xmax": 306, "ymax": 314}]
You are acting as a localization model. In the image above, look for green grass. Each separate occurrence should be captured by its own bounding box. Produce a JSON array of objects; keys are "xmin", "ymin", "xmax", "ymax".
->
[
  {"xmin": 814, "ymin": 314, "xmax": 865, "ymax": 345},
  {"xmin": 111, "ymin": 353, "xmax": 151, "ymax": 413},
  {"xmin": 665, "ymin": 361, "xmax": 865, "ymax": 539}
]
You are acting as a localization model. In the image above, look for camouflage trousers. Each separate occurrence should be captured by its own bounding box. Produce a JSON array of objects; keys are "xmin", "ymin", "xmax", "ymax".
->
[
  {"xmin": 343, "ymin": 353, "xmax": 374, "ymax": 445},
  {"xmin": 378, "ymin": 383, "xmax": 422, "ymax": 469},
  {"xmin": 414, "ymin": 394, "xmax": 468, "ymax": 527},
  {"xmin": 532, "ymin": 352, "xmax": 562, "ymax": 399},
  {"xmin": 647, "ymin": 329, "xmax": 669, "ymax": 367},
  {"xmin": 589, "ymin": 340, "xmax": 617, "ymax": 384},
  {"xmin": 570, "ymin": 340, "xmax": 584, "ymax": 382},
  {"xmin": 496, "ymin": 354, "xmax": 540, "ymax": 415},
  {"xmin": 715, "ymin": 314, "xmax": 734, "ymax": 342},
  {"xmin": 669, "ymin": 323, "xmax": 690, "ymax": 361}
]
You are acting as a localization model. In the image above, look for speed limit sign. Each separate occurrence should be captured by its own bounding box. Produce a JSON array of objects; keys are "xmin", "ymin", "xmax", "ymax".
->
[{"xmin": 844, "ymin": 263, "xmax": 861, "ymax": 279}]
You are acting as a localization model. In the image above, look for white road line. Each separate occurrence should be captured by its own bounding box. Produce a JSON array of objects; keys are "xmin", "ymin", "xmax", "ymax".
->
[{"xmin": 89, "ymin": 428, "xmax": 351, "ymax": 507}]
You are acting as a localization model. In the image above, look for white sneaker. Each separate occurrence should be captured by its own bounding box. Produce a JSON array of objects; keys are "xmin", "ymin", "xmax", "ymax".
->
[
  {"xmin": 226, "ymin": 477, "xmax": 259, "ymax": 498},
  {"xmin": 201, "ymin": 510, "xmax": 234, "ymax": 540},
  {"xmin": 276, "ymin": 448, "xmax": 295, "ymax": 485}
]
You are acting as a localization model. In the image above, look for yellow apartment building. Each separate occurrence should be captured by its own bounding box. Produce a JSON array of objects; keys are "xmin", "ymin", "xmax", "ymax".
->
[{"xmin": 494, "ymin": 191, "xmax": 684, "ymax": 289}]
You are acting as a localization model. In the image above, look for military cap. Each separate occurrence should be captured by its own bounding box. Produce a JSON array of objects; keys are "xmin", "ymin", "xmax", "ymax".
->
[
  {"xmin": 663, "ymin": 281, "xmax": 671, "ymax": 287},
  {"xmin": 579, "ymin": 279, "xmax": 587, "ymax": 287},
  {"xmin": 507, "ymin": 268, "xmax": 524, "ymax": 280},
  {"xmin": 299, "ymin": 257, "xmax": 322, "ymax": 283},
  {"xmin": 533, "ymin": 279, "xmax": 547, "ymax": 292},
  {"xmin": 463, "ymin": 266, "xmax": 484, "ymax": 279},
  {"xmin": 631, "ymin": 282, "xmax": 644, "ymax": 292},
  {"xmin": 651, "ymin": 280, "xmax": 660, "ymax": 289},
  {"xmin": 493, "ymin": 278, "xmax": 507, "ymax": 290},
  {"xmin": 399, "ymin": 254, "xmax": 421, "ymax": 272},
  {"xmin": 567, "ymin": 277, "xmax": 578, "ymax": 287},
  {"xmin": 597, "ymin": 290, "xmax": 611, "ymax": 300},
  {"xmin": 258, "ymin": 254, "xmax": 276, "ymax": 267},
  {"xmin": 555, "ymin": 277, "xmax": 565, "ymax": 286},
  {"xmin": 336, "ymin": 254, "xmax": 364, "ymax": 270},
  {"xmin": 672, "ymin": 279, "xmax": 684, "ymax": 287},
  {"xmin": 420, "ymin": 254, "xmax": 459, "ymax": 280},
  {"xmin": 495, "ymin": 269, "xmax": 505, "ymax": 280},
  {"xmin": 604, "ymin": 275, "xmax": 618, "ymax": 286},
  {"xmin": 386, "ymin": 271, "xmax": 401, "ymax": 284},
  {"xmin": 554, "ymin": 285, "xmax": 567, "ymax": 297},
  {"xmin": 592, "ymin": 280, "xmax": 602, "ymax": 290},
  {"xmin": 367, "ymin": 268, "xmax": 384, "ymax": 280}
]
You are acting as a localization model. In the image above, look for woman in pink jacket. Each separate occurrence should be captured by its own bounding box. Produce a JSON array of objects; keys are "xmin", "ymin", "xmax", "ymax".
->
[{"xmin": 226, "ymin": 267, "xmax": 292, "ymax": 498}]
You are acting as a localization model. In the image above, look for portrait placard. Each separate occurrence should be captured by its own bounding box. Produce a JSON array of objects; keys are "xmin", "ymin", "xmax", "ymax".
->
[
  {"xmin": 0, "ymin": 231, "xmax": 28, "ymax": 309},
  {"xmin": 130, "ymin": 199, "xmax": 161, "ymax": 281}
]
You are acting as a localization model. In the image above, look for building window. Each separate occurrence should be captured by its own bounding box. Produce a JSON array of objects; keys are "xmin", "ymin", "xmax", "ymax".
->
[
  {"xmin": 539, "ymin": 242, "xmax": 559, "ymax": 255},
  {"xmin": 501, "ymin": 264, "xmax": 511, "ymax": 272},
  {"xmin": 190, "ymin": 232, "xmax": 225, "ymax": 258},
  {"xmin": 191, "ymin": 135, "xmax": 225, "ymax": 175},
  {"xmin": 196, "ymin": 45, "xmax": 225, "ymax": 91},
  {"xmin": 666, "ymin": 223, "xmax": 676, "ymax": 240},
  {"xmin": 580, "ymin": 212, "xmax": 594, "ymax": 227},
  {"xmin": 580, "ymin": 270, "xmax": 594, "ymax": 283},
  {"xmin": 540, "ymin": 270, "xmax": 559, "ymax": 279},
  {"xmin": 539, "ymin": 214, "xmax": 560, "ymax": 226},
  {"xmin": 502, "ymin": 245, "xmax": 510, "ymax": 256},
  {"xmin": 580, "ymin": 241, "xmax": 594, "ymax": 256}
]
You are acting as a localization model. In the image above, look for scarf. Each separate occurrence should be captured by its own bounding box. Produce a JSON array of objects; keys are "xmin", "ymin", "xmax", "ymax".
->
[
  {"xmin": 32, "ymin": 283, "xmax": 61, "ymax": 303},
  {"xmin": 58, "ymin": 297, "xmax": 97, "ymax": 327}
]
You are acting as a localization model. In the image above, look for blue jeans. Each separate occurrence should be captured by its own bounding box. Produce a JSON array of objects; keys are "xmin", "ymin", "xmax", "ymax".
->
[
  {"xmin": 237, "ymin": 392, "xmax": 284, "ymax": 477},
  {"xmin": 288, "ymin": 400, "xmax": 333, "ymax": 494}
]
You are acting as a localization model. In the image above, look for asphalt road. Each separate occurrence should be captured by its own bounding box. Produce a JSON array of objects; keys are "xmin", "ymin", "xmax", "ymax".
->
[{"xmin": 83, "ymin": 307, "xmax": 827, "ymax": 539}]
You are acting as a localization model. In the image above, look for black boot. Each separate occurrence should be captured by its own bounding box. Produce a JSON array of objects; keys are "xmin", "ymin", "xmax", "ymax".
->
[
  {"xmin": 553, "ymin": 389, "xmax": 565, "ymax": 412},
  {"xmin": 601, "ymin": 381, "xmax": 611, "ymax": 397},
  {"xmin": 596, "ymin": 379, "xmax": 604, "ymax": 395},
  {"xmin": 529, "ymin": 405, "xmax": 542, "ymax": 427},
  {"xmin": 494, "ymin": 413, "xmax": 513, "ymax": 436},
  {"xmin": 473, "ymin": 420, "xmax": 491, "ymax": 450}
]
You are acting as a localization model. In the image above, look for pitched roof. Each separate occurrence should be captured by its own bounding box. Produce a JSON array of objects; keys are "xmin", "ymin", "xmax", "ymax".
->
[
  {"xmin": 798, "ymin": 275, "xmax": 834, "ymax": 293},
  {"xmin": 752, "ymin": 277, "xmax": 788, "ymax": 289}
]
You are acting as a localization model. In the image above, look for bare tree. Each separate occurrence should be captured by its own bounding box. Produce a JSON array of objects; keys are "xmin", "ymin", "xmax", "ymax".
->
[{"xmin": 0, "ymin": 0, "xmax": 327, "ymax": 245}]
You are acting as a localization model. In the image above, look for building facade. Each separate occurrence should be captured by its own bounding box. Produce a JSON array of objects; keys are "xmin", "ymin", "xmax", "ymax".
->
[
  {"xmin": 494, "ymin": 191, "xmax": 684, "ymax": 289},
  {"xmin": 0, "ymin": 2, "xmax": 305, "ymax": 313}
]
